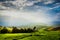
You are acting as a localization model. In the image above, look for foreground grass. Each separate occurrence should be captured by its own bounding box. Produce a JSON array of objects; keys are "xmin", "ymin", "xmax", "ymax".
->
[{"xmin": 0, "ymin": 30, "xmax": 60, "ymax": 40}]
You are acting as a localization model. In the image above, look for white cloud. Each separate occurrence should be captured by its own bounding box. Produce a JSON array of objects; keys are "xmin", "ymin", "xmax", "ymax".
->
[
  {"xmin": 49, "ymin": 3, "xmax": 60, "ymax": 9},
  {"xmin": 0, "ymin": 0, "xmax": 55, "ymax": 26},
  {"xmin": 0, "ymin": 10, "xmax": 52, "ymax": 26},
  {"xmin": 54, "ymin": 13, "xmax": 60, "ymax": 21},
  {"xmin": 44, "ymin": 0, "xmax": 54, "ymax": 4}
]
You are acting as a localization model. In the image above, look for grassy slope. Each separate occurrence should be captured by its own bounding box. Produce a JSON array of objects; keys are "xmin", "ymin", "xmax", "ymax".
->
[{"xmin": 0, "ymin": 29, "xmax": 60, "ymax": 40}]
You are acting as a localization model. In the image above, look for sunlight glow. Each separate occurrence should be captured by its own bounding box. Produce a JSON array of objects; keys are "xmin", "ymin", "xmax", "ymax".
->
[{"xmin": 0, "ymin": 10, "xmax": 52, "ymax": 26}]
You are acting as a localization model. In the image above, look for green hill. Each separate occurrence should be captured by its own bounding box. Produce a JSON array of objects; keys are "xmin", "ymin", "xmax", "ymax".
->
[{"xmin": 0, "ymin": 28, "xmax": 60, "ymax": 40}]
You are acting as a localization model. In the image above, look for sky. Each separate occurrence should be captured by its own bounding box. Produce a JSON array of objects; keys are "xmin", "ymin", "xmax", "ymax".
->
[{"xmin": 0, "ymin": 0, "xmax": 60, "ymax": 26}]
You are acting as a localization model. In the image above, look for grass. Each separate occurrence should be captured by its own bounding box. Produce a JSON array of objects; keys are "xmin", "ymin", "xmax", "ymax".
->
[{"xmin": 0, "ymin": 28, "xmax": 60, "ymax": 40}]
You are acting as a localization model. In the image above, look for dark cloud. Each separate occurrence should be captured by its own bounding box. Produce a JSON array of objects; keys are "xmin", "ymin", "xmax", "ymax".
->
[
  {"xmin": 55, "ymin": 0, "xmax": 60, "ymax": 3},
  {"xmin": 0, "ymin": 0, "xmax": 60, "ymax": 10},
  {"xmin": 0, "ymin": 0, "xmax": 15, "ymax": 2},
  {"xmin": 2, "ymin": 2, "xmax": 16, "ymax": 8},
  {"xmin": 0, "ymin": 0, "xmax": 18, "ymax": 10}
]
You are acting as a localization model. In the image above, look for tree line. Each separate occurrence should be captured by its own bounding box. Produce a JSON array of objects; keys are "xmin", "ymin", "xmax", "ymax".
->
[{"xmin": 0, "ymin": 26, "xmax": 36, "ymax": 33}]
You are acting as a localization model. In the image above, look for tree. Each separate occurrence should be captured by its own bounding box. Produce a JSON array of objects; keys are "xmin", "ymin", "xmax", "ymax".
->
[
  {"xmin": 12, "ymin": 27, "xmax": 20, "ymax": 33},
  {"xmin": 33, "ymin": 26, "xmax": 36, "ymax": 30},
  {"xmin": 20, "ymin": 28, "xmax": 24, "ymax": 33},
  {"xmin": 1, "ymin": 27, "xmax": 8, "ymax": 33},
  {"xmin": 27, "ymin": 28, "xmax": 33, "ymax": 33}
]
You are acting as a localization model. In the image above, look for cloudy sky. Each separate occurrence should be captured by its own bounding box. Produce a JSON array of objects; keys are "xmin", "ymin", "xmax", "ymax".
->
[{"xmin": 0, "ymin": 0, "xmax": 60, "ymax": 26}]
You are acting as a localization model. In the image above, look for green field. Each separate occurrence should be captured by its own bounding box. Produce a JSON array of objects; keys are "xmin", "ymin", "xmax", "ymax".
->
[{"xmin": 0, "ymin": 29, "xmax": 60, "ymax": 40}]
